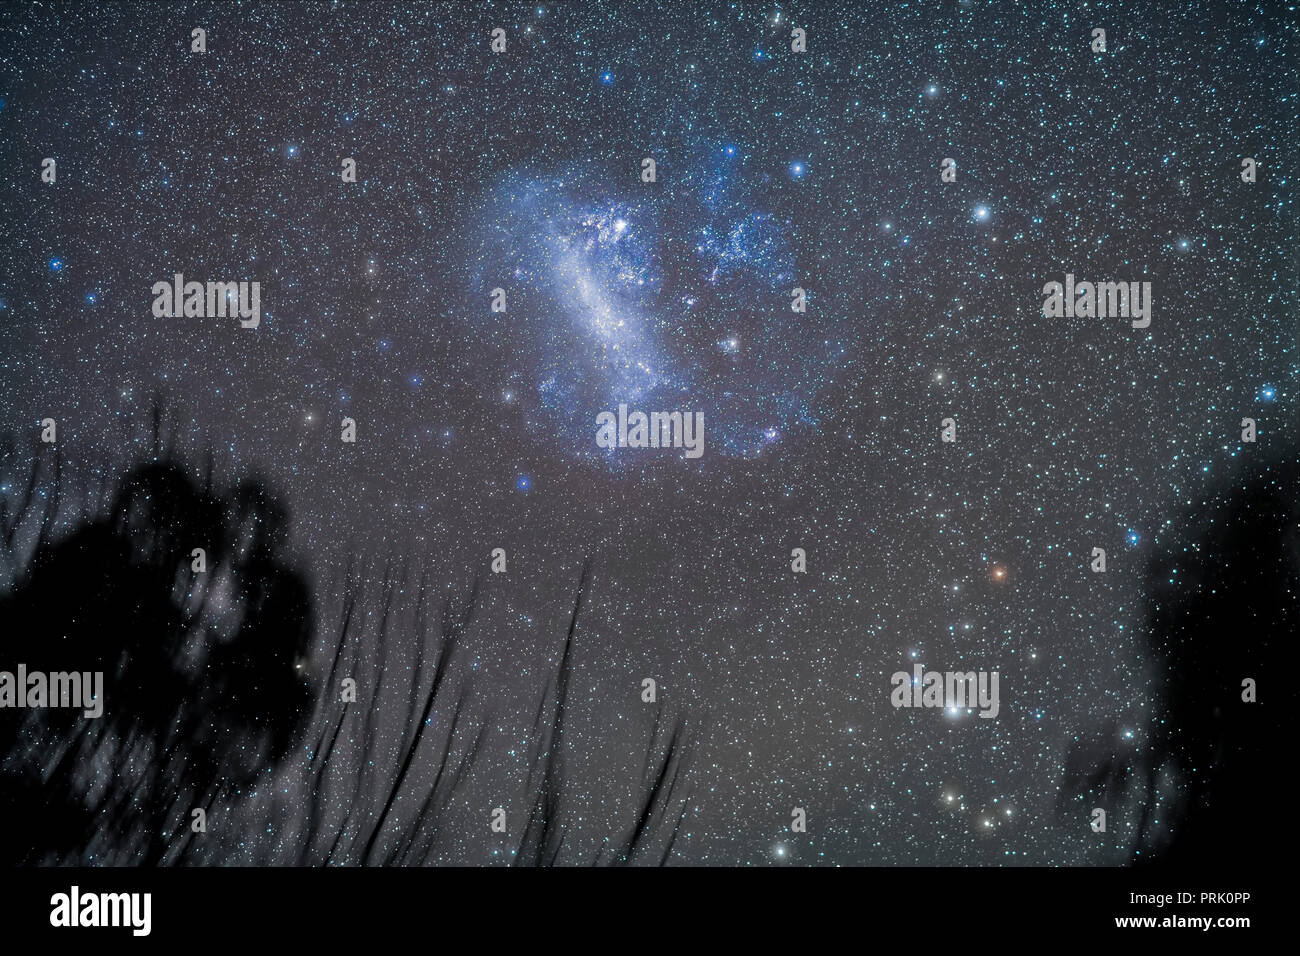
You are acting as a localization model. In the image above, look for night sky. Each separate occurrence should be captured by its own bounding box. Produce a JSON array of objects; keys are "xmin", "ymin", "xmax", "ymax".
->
[{"xmin": 0, "ymin": 1, "xmax": 1295, "ymax": 865}]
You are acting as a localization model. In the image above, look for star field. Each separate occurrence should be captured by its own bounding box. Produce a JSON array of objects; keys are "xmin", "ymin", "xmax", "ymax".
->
[{"xmin": 0, "ymin": 1, "xmax": 1295, "ymax": 865}]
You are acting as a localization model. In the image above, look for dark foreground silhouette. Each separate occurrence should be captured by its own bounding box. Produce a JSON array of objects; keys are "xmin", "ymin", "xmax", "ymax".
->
[
  {"xmin": 4, "ymin": 429, "xmax": 1286, "ymax": 865},
  {"xmin": 0, "ymin": 449, "xmax": 312, "ymax": 865},
  {"xmin": 1059, "ymin": 451, "xmax": 1295, "ymax": 866},
  {"xmin": 0, "ymin": 431, "xmax": 695, "ymax": 866}
]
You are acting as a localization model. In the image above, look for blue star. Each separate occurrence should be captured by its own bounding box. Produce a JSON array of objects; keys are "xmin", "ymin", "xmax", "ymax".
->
[
  {"xmin": 973, "ymin": 205, "xmax": 990, "ymax": 222},
  {"xmin": 48, "ymin": 258, "xmax": 64, "ymax": 273},
  {"xmin": 1126, "ymin": 530, "xmax": 1140, "ymax": 547},
  {"xmin": 789, "ymin": 161, "xmax": 806, "ymax": 179},
  {"xmin": 600, "ymin": 71, "xmax": 614, "ymax": 85},
  {"xmin": 1259, "ymin": 385, "xmax": 1276, "ymax": 401},
  {"xmin": 515, "ymin": 474, "xmax": 532, "ymax": 493}
]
